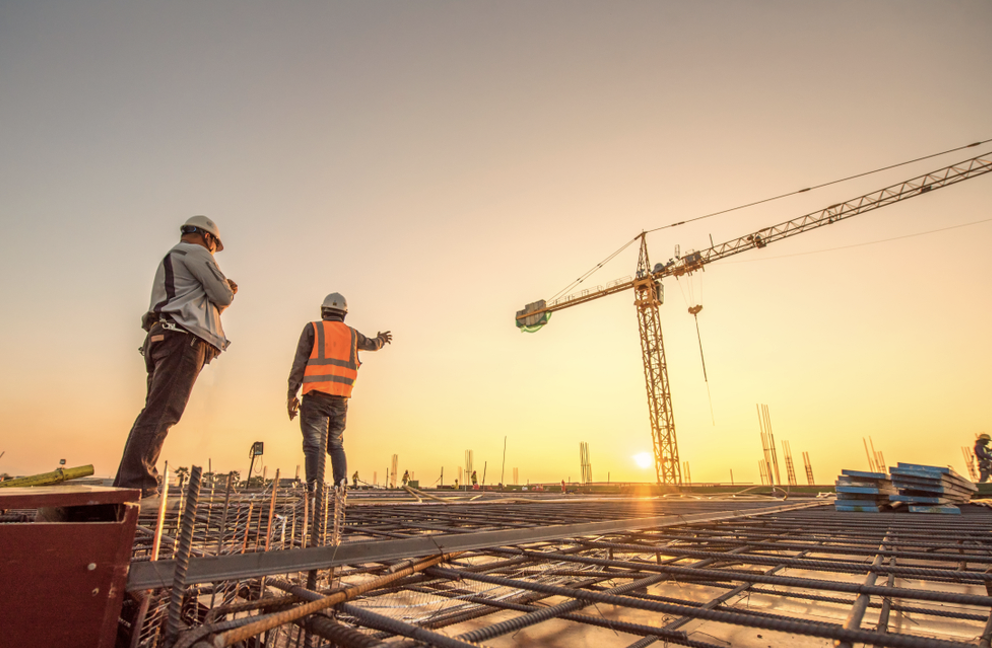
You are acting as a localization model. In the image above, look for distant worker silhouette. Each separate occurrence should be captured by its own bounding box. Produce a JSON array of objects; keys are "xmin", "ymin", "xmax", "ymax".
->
[
  {"xmin": 975, "ymin": 434, "xmax": 992, "ymax": 483},
  {"xmin": 287, "ymin": 293, "xmax": 391, "ymax": 490}
]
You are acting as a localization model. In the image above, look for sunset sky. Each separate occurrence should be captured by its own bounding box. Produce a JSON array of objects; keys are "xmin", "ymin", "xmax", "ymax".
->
[{"xmin": 1, "ymin": 1, "xmax": 990, "ymax": 487}]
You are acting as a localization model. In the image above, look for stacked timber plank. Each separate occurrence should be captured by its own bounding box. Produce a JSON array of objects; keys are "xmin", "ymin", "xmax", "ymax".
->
[
  {"xmin": 835, "ymin": 470, "xmax": 896, "ymax": 512},
  {"xmin": 888, "ymin": 463, "xmax": 976, "ymax": 514}
]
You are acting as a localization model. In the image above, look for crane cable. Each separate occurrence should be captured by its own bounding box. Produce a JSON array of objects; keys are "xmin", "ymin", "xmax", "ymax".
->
[
  {"xmin": 644, "ymin": 138, "xmax": 992, "ymax": 235},
  {"xmin": 549, "ymin": 235, "xmax": 639, "ymax": 302},
  {"xmin": 677, "ymin": 274, "xmax": 716, "ymax": 424},
  {"xmin": 688, "ymin": 304, "xmax": 716, "ymax": 426}
]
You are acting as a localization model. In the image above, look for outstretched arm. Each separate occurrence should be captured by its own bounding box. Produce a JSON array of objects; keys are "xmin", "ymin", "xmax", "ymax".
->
[{"xmin": 356, "ymin": 329, "xmax": 392, "ymax": 351}]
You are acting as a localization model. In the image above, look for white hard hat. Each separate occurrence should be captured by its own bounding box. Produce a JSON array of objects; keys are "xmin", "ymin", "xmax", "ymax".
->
[
  {"xmin": 182, "ymin": 215, "xmax": 224, "ymax": 251},
  {"xmin": 321, "ymin": 292, "xmax": 348, "ymax": 314}
]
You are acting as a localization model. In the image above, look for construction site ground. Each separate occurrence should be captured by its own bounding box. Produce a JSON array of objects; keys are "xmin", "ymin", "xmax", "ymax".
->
[
  {"xmin": 6, "ymin": 482, "xmax": 992, "ymax": 647},
  {"xmin": 107, "ymin": 484, "xmax": 992, "ymax": 647}
]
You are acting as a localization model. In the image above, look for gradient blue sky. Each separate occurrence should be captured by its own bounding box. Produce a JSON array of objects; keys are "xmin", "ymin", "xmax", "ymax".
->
[{"xmin": 1, "ymin": 1, "xmax": 990, "ymax": 485}]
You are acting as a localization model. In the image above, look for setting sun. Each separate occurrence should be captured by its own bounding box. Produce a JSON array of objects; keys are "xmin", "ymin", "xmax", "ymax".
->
[{"xmin": 633, "ymin": 453, "xmax": 653, "ymax": 469}]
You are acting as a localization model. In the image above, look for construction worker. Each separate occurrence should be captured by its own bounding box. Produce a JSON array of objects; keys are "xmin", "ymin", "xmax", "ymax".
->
[
  {"xmin": 975, "ymin": 434, "xmax": 992, "ymax": 483},
  {"xmin": 287, "ymin": 293, "xmax": 391, "ymax": 489},
  {"xmin": 471, "ymin": 470, "xmax": 479, "ymax": 489},
  {"xmin": 113, "ymin": 217, "xmax": 236, "ymax": 503},
  {"xmin": 352, "ymin": 471, "xmax": 359, "ymax": 488}
]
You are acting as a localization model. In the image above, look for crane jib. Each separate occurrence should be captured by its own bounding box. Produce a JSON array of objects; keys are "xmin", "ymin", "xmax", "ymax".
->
[{"xmin": 518, "ymin": 149, "xmax": 992, "ymax": 318}]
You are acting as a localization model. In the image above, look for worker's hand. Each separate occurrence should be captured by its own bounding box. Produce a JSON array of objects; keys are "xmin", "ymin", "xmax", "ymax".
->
[
  {"xmin": 227, "ymin": 279, "xmax": 239, "ymax": 294},
  {"xmin": 378, "ymin": 330, "xmax": 392, "ymax": 345},
  {"xmin": 287, "ymin": 396, "xmax": 300, "ymax": 421}
]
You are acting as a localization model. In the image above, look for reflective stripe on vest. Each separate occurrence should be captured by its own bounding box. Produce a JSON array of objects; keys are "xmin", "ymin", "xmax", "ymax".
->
[{"xmin": 302, "ymin": 321, "xmax": 360, "ymax": 398}]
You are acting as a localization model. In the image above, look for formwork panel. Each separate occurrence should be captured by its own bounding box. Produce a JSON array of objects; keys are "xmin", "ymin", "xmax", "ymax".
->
[{"xmin": 0, "ymin": 485, "xmax": 139, "ymax": 648}]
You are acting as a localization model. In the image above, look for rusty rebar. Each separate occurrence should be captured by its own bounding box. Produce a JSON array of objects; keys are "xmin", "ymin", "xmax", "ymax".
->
[
  {"xmin": 164, "ymin": 465, "xmax": 202, "ymax": 647},
  {"xmin": 211, "ymin": 552, "xmax": 461, "ymax": 646}
]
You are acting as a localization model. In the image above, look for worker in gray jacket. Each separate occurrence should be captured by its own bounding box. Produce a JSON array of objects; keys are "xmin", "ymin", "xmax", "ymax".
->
[{"xmin": 113, "ymin": 216, "xmax": 237, "ymax": 502}]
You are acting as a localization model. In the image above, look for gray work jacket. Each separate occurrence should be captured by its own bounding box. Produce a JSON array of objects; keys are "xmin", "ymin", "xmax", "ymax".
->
[{"xmin": 145, "ymin": 242, "xmax": 234, "ymax": 351}]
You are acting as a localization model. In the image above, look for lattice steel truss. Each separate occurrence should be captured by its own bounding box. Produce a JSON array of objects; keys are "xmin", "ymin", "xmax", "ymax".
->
[{"xmin": 634, "ymin": 235, "xmax": 681, "ymax": 487}]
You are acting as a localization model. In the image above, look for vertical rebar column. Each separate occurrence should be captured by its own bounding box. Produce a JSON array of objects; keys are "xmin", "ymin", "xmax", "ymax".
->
[
  {"xmin": 301, "ymin": 487, "xmax": 309, "ymax": 549},
  {"xmin": 208, "ymin": 472, "xmax": 234, "ymax": 610},
  {"xmin": 163, "ymin": 464, "xmax": 202, "ymax": 648},
  {"xmin": 290, "ymin": 488, "xmax": 298, "ymax": 549},
  {"xmin": 763, "ymin": 405, "xmax": 781, "ymax": 485},
  {"xmin": 129, "ymin": 462, "xmax": 170, "ymax": 648},
  {"xmin": 782, "ymin": 440, "xmax": 798, "ymax": 486},
  {"xmin": 152, "ymin": 461, "xmax": 171, "ymax": 559},
  {"xmin": 204, "ymin": 471, "xmax": 215, "ymax": 550},
  {"xmin": 215, "ymin": 473, "xmax": 234, "ymax": 556},
  {"xmin": 322, "ymin": 482, "xmax": 330, "ymax": 546},
  {"xmin": 331, "ymin": 482, "xmax": 346, "ymax": 546},
  {"xmin": 264, "ymin": 469, "xmax": 280, "ymax": 551},
  {"xmin": 241, "ymin": 502, "xmax": 253, "ymax": 553}
]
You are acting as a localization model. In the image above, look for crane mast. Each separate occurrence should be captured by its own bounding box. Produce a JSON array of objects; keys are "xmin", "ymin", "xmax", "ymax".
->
[
  {"xmin": 633, "ymin": 236, "xmax": 681, "ymax": 485},
  {"xmin": 517, "ymin": 148, "xmax": 992, "ymax": 487}
]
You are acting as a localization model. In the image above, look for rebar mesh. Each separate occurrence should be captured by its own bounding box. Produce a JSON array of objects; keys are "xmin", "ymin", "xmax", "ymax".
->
[{"xmin": 115, "ymin": 488, "xmax": 992, "ymax": 648}]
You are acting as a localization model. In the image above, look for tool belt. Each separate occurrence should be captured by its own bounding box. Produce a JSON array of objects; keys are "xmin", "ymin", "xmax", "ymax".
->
[
  {"xmin": 141, "ymin": 311, "xmax": 186, "ymax": 333},
  {"xmin": 138, "ymin": 313, "xmax": 191, "ymax": 358}
]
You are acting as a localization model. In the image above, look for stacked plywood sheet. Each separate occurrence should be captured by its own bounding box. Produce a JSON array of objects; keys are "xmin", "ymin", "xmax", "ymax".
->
[
  {"xmin": 888, "ymin": 463, "xmax": 977, "ymax": 514},
  {"xmin": 835, "ymin": 470, "xmax": 896, "ymax": 512}
]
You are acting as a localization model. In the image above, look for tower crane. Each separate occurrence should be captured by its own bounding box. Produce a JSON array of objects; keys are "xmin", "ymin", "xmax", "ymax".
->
[{"xmin": 516, "ymin": 148, "xmax": 992, "ymax": 487}]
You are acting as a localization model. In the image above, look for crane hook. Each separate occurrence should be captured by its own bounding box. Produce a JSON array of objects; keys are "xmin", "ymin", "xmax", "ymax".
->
[{"xmin": 688, "ymin": 303, "xmax": 715, "ymax": 425}]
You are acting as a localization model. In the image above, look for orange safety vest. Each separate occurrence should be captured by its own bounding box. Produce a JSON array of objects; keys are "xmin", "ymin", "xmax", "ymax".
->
[{"xmin": 302, "ymin": 321, "xmax": 361, "ymax": 398}]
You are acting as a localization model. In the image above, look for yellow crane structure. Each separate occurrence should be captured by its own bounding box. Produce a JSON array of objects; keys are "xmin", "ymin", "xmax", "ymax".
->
[{"xmin": 516, "ymin": 148, "xmax": 992, "ymax": 487}]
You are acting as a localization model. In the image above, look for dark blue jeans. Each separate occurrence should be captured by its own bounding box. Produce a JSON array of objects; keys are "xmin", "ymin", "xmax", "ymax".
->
[
  {"xmin": 113, "ymin": 324, "xmax": 216, "ymax": 497},
  {"xmin": 300, "ymin": 392, "xmax": 349, "ymax": 487}
]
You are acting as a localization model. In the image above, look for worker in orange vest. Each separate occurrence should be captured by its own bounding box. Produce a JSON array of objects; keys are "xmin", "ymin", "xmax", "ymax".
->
[{"xmin": 287, "ymin": 293, "xmax": 391, "ymax": 489}]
